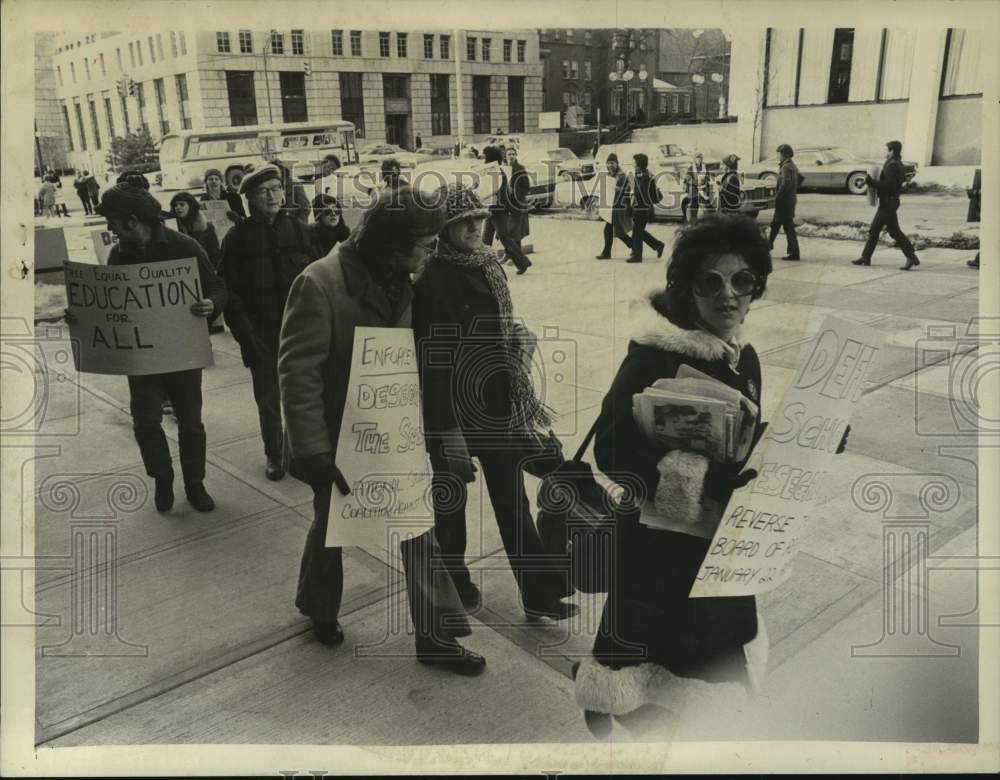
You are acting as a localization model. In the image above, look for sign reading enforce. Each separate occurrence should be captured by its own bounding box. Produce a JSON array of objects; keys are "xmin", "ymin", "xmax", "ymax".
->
[
  {"xmin": 325, "ymin": 327, "xmax": 435, "ymax": 548},
  {"xmin": 690, "ymin": 316, "xmax": 884, "ymax": 598},
  {"xmin": 64, "ymin": 258, "xmax": 213, "ymax": 376}
]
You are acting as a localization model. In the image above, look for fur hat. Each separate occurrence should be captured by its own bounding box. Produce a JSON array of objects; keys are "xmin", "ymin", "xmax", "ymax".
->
[
  {"xmin": 96, "ymin": 184, "xmax": 173, "ymax": 222},
  {"xmin": 441, "ymin": 184, "xmax": 490, "ymax": 227}
]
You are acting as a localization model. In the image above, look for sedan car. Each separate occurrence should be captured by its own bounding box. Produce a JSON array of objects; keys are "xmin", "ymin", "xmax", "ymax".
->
[
  {"xmin": 356, "ymin": 143, "xmax": 429, "ymax": 168},
  {"xmin": 744, "ymin": 146, "xmax": 918, "ymax": 194}
]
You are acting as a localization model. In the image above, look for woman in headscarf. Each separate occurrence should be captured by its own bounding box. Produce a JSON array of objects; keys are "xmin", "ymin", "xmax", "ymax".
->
[
  {"xmin": 412, "ymin": 183, "xmax": 577, "ymax": 621},
  {"xmin": 595, "ymin": 152, "xmax": 633, "ymax": 259},
  {"xmin": 309, "ymin": 194, "xmax": 351, "ymax": 258},
  {"xmin": 170, "ymin": 191, "xmax": 221, "ymax": 269}
]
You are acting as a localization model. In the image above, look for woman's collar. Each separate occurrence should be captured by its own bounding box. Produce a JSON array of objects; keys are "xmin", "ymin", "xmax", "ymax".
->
[{"xmin": 630, "ymin": 290, "xmax": 746, "ymax": 362}]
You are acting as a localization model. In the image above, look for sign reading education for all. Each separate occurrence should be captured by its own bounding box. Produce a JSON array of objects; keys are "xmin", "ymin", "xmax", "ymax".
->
[
  {"xmin": 325, "ymin": 327, "xmax": 435, "ymax": 548},
  {"xmin": 690, "ymin": 315, "xmax": 884, "ymax": 598},
  {"xmin": 64, "ymin": 258, "xmax": 213, "ymax": 376}
]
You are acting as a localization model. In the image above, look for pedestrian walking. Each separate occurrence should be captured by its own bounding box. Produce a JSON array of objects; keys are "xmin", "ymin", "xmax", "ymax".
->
[
  {"xmin": 683, "ymin": 151, "xmax": 709, "ymax": 224},
  {"xmin": 628, "ymin": 153, "xmax": 666, "ymax": 263},
  {"xmin": 482, "ymin": 146, "xmax": 532, "ymax": 274},
  {"xmin": 415, "ymin": 133, "xmax": 423, "ymax": 150},
  {"xmin": 717, "ymin": 154, "xmax": 742, "ymax": 215},
  {"xmin": 38, "ymin": 177, "xmax": 57, "ymax": 219},
  {"xmin": 200, "ymin": 168, "xmax": 247, "ymax": 221},
  {"xmin": 413, "ymin": 183, "xmax": 578, "ymax": 622},
  {"xmin": 65, "ymin": 184, "xmax": 227, "ymax": 514},
  {"xmin": 309, "ymin": 194, "xmax": 351, "ymax": 258},
  {"xmin": 83, "ymin": 169, "xmax": 101, "ymax": 209},
  {"xmin": 170, "ymin": 192, "xmax": 222, "ymax": 268},
  {"xmin": 379, "ymin": 158, "xmax": 409, "ymax": 191},
  {"xmin": 73, "ymin": 171, "xmax": 93, "ymax": 215},
  {"xmin": 279, "ymin": 186, "xmax": 485, "ymax": 675},
  {"xmin": 768, "ymin": 145, "xmax": 801, "ymax": 261},
  {"xmin": 220, "ymin": 165, "xmax": 319, "ymax": 481},
  {"xmin": 852, "ymin": 140, "xmax": 920, "ymax": 270},
  {"xmin": 50, "ymin": 173, "xmax": 70, "ymax": 217},
  {"xmin": 967, "ymin": 168, "xmax": 980, "ymax": 270},
  {"xmin": 595, "ymin": 153, "xmax": 633, "ymax": 259}
]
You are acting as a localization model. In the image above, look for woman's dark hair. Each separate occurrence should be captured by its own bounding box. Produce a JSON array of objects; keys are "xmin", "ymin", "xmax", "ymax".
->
[
  {"xmin": 887, "ymin": 139, "xmax": 902, "ymax": 156},
  {"xmin": 652, "ymin": 213, "xmax": 772, "ymax": 329},
  {"xmin": 312, "ymin": 193, "xmax": 343, "ymax": 216},
  {"xmin": 352, "ymin": 186, "xmax": 445, "ymax": 272},
  {"xmin": 169, "ymin": 192, "xmax": 202, "ymax": 227},
  {"xmin": 482, "ymin": 146, "xmax": 503, "ymax": 164}
]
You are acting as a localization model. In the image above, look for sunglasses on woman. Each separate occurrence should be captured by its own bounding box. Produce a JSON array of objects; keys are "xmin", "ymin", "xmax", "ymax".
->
[{"xmin": 693, "ymin": 269, "xmax": 758, "ymax": 298}]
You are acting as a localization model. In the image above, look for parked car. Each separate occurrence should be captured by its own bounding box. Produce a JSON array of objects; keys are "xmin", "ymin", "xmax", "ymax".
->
[
  {"xmin": 744, "ymin": 146, "xmax": 918, "ymax": 195},
  {"xmin": 356, "ymin": 143, "xmax": 429, "ymax": 169},
  {"xmin": 537, "ymin": 148, "xmax": 596, "ymax": 180}
]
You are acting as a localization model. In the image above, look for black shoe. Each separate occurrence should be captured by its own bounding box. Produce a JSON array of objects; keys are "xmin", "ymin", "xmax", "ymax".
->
[
  {"xmin": 154, "ymin": 475, "xmax": 174, "ymax": 512},
  {"xmin": 595, "ymin": 253, "xmax": 611, "ymax": 260},
  {"xmin": 312, "ymin": 618, "xmax": 345, "ymax": 646},
  {"xmin": 265, "ymin": 458, "xmax": 285, "ymax": 481},
  {"xmin": 416, "ymin": 640, "xmax": 486, "ymax": 676},
  {"xmin": 656, "ymin": 244, "xmax": 665, "ymax": 259},
  {"xmin": 524, "ymin": 597, "xmax": 580, "ymax": 621},
  {"xmin": 184, "ymin": 482, "xmax": 215, "ymax": 512},
  {"xmin": 968, "ymin": 257, "xmax": 980, "ymax": 269},
  {"xmin": 851, "ymin": 257, "xmax": 871, "ymax": 266},
  {"xmin": 626, "ymin": 257, "xmax": 642, "ymax": 263},
  {"xmin": 900, "ymin": 255, "xmax": 920, "ymax": 271},
  {"xmin": 516, "ymin": 260, "xmax": 532, "ymax": 275},
  {"xmin": 781, "ymin": 255, "xmax": 800, "ymax": 261},
  {"xmin": 455, "ymin": 580, "xmax": 482, "ymax": 611}
]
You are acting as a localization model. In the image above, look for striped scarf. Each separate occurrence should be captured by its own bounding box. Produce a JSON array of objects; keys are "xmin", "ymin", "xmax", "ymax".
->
[{"xmin": 432, "ymin": 240, "xmax": 553, "ymax": 431}]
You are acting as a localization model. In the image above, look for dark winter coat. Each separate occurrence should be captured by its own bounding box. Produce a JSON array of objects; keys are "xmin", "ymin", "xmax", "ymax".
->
[
  {"xmin": 220, "ymin": 209, "xmax": 318, "ymax": 365},
  {"xmin": 870, "ymin": 156, "xmax": 907, "ymax": 202},
  {"xmin": 177, "ymin": 212, "xmax": 222, "ymax": 269},
  {"xmin": 589, "ymin": 295, "xmax": 763, "ymax": 680},
  {"xmin": 718, "ymin": 170, "xmax": 742, "ymax": 214},
  {"xmin": 84, "ymin": 175, "xmax": 101, "ymax": 199},
  {"xmin": 607, "ymin": 170, "xmax": 634, "ymax": 235},
  {"xmin": 775, "ymin": 158, "xmax": 799, "ymax": 213},
  {"xmin": 309, "ymin": 219, "xmax": 351, "ymax": 259},
  {"xmin": 496, "ymin": 162, "xmax": 531, "ymax": 242},
  {"xmin": 631, "ymin": 169, "xmax": 660, "ymax": 214}
]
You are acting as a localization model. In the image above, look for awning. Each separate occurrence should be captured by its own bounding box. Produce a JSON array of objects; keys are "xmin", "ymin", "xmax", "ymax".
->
[{"xmin": 653, "ymin": 78, "xmax": 685, "ymax": 92}]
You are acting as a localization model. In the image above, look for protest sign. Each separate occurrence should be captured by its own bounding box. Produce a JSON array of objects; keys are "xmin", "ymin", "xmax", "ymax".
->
[
  {"xmin": 34, "ymin": 226, "xmax": 69, "ymax": 273},
  {"xmin": 201, "ymin": 200, "xmax": 236, "ymax": 242},
  {"xmin": 90, "ymin": 229, "xmax": 117, "ymax": 265},
  {"xmin": 325, "ymin": 327, "xmax": 435, "ymax": 549},
  {"xmin": 64, "ymin": 258, "xmax": 213, "ymax": 376},
  {"xmin": 690, "ymin": 315, "xmax": 885, "ymax": 598}
]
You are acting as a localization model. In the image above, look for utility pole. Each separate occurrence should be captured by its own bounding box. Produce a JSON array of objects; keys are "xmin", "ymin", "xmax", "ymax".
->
[
  {"xmin": 453, "ymin": 29, "xmax": 465, "ymax": 150},
  {"xmin": 262, "ymin": 30, "xmax": 275, "ymax": 125}
]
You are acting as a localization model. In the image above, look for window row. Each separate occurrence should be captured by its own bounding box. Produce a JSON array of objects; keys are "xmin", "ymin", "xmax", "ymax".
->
[
  {"xmin": 561, "ymin": 60, "xmax": 592, "ymax": 80},
  {"xmin": 217, "ymin": 29, "xmax": 307, "ymax": 56},
  {"xmin": 541, "ymin": 29, "xmax": 594, "ymax": 45},
  {"xmin": 57, "ymin": 33, "xmax": 188, "ymax": 89},
  {"xmin": 465, "ymin": 36, "xmax": 527, "ymax": 62}
]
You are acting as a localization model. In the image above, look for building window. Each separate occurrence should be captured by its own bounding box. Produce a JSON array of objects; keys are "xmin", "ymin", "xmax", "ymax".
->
[
  {"xmin": 291, "ymin": 29, "xmax": 305, "ymax": 55},
  {"xmin": 878, "ymin": 28, "xmax": 916, "ymax": 101},
  {"xmin": 562, "ymin": 60, "xmax": 570, "ymax": 78},
  {"xmin": 942, "ymin": 28, "xmax": 983, "ymax": 96},
  {"xmin": 472, "ymin": 75, "xmax": 490, "ymax": 133},
  {"xmin": 517, "ymin": 40, "xmax": 526, "ymax": 63},
  {"xmin": 430, "ymin": 73, "xmax": 450, "ymax": 135},
  {"xmin": 120, "ymin": 93, "xmax": 130, "ymax": 133},
  {"xmin": 397, "ymin": 32, "xmax": 408, "ymax": 58},
  {"xmin": 554, "ymin": 30, "xmax": 561, "ymax": 41},
  {"xmin": 84, "ymin": 58, "xmax": 90, "ymax": 80},
  {"xmin": 482, "ymin": 38, "xmax": 491, "ymax": 62},
  {"xmin": 56, "ymin": 65, "xmax": 63, "ymax": 87},
  {"xmin": 148, "ymin": 36, "xmax": 156, "ymax": 63},
  {"xmin": 585, "ymin": 30, "xmax": 592, "ymax": 46},
  {"xmin": 70, "ymin": 61, "xmax": 76, "ymax": 83},
  {"xmin": 508, "ymin": 76, "xmax": 524, "ymax": 132},
  {"xmin": 503, "ymin": 39, "xmax": 512, "ymax": 62},
  {"xmin": 440, "ymin": 34, "xmax": 450, "ymax": 59},
  {"xmin": 226, "ymin": 70, "xmax": 258, "ymax": 126},
  {"xmin": 88, "ymin": 97, "xmax": 102, "ymax": 149},
  {"xmin": 157, "ymin": 34, "xmax": 164, "ymax": 61},
  {"xmin": 379, "ymin": 32, "xmax": 390, "ymax": 57},
  {"xmin": 170, "ymin": 32, "xmax": 177, "ymax": 58},
  {"xmin": 99, "ymin": 52, "xmax": 106, "ymax": 76},
  {"xmin": 562, "ymin": 91, "xmax": 571, "ymax": 108},
  {"xmin": 467, "ymin": 36, "xmax": 476, "ymax": 61},
  {"xmin": 332, "ymin": 30, "xmax": 343, "ymax": 56},
  {"xmin": 571, "ymin": 61, "xmax": 579, "ymax": 79},
  {"xmin": 216, "ymin": 31, "xmax": 231, "ymax": 53},
  {"xmin": 61, "ymin": 104, "xmax": 74, "ymax": 151},
  {"xmin": 239, "ymin": 30, "xmax": 253, "ymax": 54},
  {"xmin": 153, "ymin": 78, "xmax": 169, "ymax": 135},
  {"xmin": 116, "ymin": 47, "xmax": 123, "ymax": 70},
  {"xmin": 383, "ymin": 73, "xmax": 409, "ymax": 99},
  {"xmin": 567, "ymin": 29, "xmax": 574, "ymax": 40},
  {"xmin": 827, "ymin": 28, "xmax": 854, "ymax": 103},
  {"xmin": 584, "ymin": 61, "xmax": 591, "ymax": 80},
  {"xmin": 175, "ymin": 73, "xmax": 192, "ymax": 129},
  {"xmin": 74, "ymin": 102, "xmax": 87, "ymax": 150},
  {"xmin": 279, "ymin": 71, "xmax": 308, "ymax": 122},
  {"xmin": 128, "ymin": 41, "xmax": 135, "ymax": 67},
  {"xmin": 339, "ymin": 71, "xmax": 365, "ymax": 135},
  {"xmin": 350, "ymin": 30, "xmax": 362, "ymax": 56},
  {"xmin": 424, "ymin": 34, "xmax": 434, "ymax": 59},
  {"xmin": 271, "ymin": 31, "xmax": 284, "ymax": 55},
  {"xmin": 179, "ymin": 31, "xmax": 187, "ymax": 55},
  {"xmin": 135, "ymin": 82, "xmax": 147, "ymax": 132}
]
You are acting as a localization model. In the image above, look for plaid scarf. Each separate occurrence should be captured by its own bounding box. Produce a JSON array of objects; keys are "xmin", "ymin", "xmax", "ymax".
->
[{"xmin": 432, "ymin": 240, "xmax": 553, "ymax": 431}]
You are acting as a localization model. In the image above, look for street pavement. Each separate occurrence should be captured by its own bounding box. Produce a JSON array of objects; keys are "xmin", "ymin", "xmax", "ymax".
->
[{"xmin": 26, "ymin": 209, "xmax": 984, "ymax": 748}]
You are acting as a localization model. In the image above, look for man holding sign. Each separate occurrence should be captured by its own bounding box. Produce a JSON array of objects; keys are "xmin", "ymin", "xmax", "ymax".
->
[{"xmin": 66, "ymin": 184, "xmax": 227, "ymax": 514}]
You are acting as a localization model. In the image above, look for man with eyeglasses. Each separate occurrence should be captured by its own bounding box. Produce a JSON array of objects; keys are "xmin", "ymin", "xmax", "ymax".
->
[{"xmin": 220, "ymin": 165, "xmax": 319, "ymax": 481}]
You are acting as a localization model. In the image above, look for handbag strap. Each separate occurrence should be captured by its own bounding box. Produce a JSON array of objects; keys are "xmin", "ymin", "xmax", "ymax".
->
[{"xmin": 571, "ymin": 416, "xmax": 601, "ymax": 463}]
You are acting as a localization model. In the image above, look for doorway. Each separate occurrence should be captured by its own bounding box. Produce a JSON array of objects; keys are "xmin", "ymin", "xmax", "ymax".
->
[{"xmin": 385, "ymin": 114, "xmax": 410, "ymax": 149}]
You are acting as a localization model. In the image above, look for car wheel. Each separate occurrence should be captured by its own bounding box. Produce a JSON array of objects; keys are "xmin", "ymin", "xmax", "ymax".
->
[
  {"xmin": 582, "ymin": 196, "xmax": 600, "ymax": 220},
  {"xmin": 846, "ymin": 171, "xmax": 868, "ymax": 196},
  {"xmin": 225, "ymin": 166, "xmax": 246, "ymax": 192}
]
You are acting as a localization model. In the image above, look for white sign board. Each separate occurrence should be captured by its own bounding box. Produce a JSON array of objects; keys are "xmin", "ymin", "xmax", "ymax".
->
[{"xmin": 90, "ymin": 229, "xmax": 117, "ymax": 265}]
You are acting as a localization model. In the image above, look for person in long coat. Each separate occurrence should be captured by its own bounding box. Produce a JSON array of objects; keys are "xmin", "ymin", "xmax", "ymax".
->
[
  {"xmin": 717, "ymin": 154, "xmax": 743, "ymax": 215},
  {"xmin": 628, "ymin": 153, "xmax": 666, "ymax": 263},
  {"xmin": 412, "ymin": 184, "xmax": 578, "ymax": 621},
  {"xmin": 852, "ymin": 140, "xmax": 920, "ymax": 270},
  {"xmin": 170, "ymin": 191, "xmax": 222, "ymax": 268},
  {"xmin": 573, "ymin": 215, "xmax": 852, "ymax": 739},
  {"xmin": 74, "ymin": 171, "xmax": 93, "ymax": 215},
  {"xmin": 768, "ymin": 145, "xmax": 800, "ymax": 261},
  {"xmin": 278, "ymin": 186, "xmax": 485, "ymax": 676},
  {"xmin": 683, "ymin": 152, "xmax": 709, "ymax": 224},
  {"xmin": 596, "ymin": 153, "xmax": 633, "ymax": 259},
  {"xmin": 482, "ymin": 146, "xmax": 532, "ymax": 274}
]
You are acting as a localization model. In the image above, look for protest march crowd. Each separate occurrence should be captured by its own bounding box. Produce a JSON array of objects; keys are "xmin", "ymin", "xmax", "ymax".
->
[{"xmin": 65, "ymin": 149, "xmax": 862, "ymax": 740}]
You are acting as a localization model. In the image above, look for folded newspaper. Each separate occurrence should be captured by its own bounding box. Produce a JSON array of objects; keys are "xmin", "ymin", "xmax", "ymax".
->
[{"xmin": 632, "ymin": 364, "xmax": 759, "ymax": 464}]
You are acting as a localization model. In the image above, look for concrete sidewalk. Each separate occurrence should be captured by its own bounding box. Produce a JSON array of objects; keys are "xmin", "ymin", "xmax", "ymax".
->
[{"xmin": 27, "ymin": 216, "xmax": 982, "ymax": 746}]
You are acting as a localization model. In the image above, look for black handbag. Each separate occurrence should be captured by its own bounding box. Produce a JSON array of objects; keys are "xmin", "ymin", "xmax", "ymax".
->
[
  {"xmin": 535, "ymin": 418, "xmax": 617, "ymax": 595},
  {"xmin": 519, "ymin": 428, "xmax": 566, "ymax": 479}
]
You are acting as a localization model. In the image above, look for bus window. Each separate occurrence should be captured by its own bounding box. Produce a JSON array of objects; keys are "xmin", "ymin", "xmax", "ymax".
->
[
  {"xmin": 159, "ymin": 136, "xmax": 182, "ymax": 164},
  {"xmin": 313, "ymin": 133, "xmax": 332, "ymax": 146}
]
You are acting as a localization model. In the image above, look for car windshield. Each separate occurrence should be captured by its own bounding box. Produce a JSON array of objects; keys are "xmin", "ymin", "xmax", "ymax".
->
[{"xmin": 824, "ymin": 147, "xmax": 856, "ymax": 162}]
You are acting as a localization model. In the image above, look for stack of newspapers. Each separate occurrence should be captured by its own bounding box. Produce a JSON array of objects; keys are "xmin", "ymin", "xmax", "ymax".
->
[{"xmin": 632, "ymin": 364, "xmax": 759, "ymax": 463}]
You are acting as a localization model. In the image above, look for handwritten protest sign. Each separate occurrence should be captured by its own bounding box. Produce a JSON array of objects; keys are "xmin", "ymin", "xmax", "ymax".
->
[
  {"xmin": 201, "ymin": 200, "xmax": 236, "ymax": 242},
  {"xmin": 64, "ymin": 258, "xmax": 213, "ymax": 376},
  {"xmin": 690, "ymin": 315, "xmax": 884, "ymax": 598},
  {"xmin": 90, "ymin": 229, "xmax": 117, "ymax": 265},
  {"xmin": 325, "ymin": 327, "xmax": 435, "ymax": 548}
]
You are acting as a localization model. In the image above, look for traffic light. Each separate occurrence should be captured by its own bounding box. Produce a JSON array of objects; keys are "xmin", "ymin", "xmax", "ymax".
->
[
  {"xmin": 115, "ymin": 79, "xmax": 125, "ymax": 97},
  {"xmin": 127, "ymin": 77, "xmax": 137, "ymax": 97},
  {"xmin": 302, "ymin": 60, "xmax": 311, "ymax": 76}
]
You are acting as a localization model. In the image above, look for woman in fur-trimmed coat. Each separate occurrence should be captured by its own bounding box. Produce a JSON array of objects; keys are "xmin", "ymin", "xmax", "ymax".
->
[{"xmin": 574, "ymin": 215, "xmax": 774, "ymax": 737}]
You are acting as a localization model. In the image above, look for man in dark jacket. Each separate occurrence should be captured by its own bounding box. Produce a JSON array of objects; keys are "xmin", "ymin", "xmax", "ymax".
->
[
  {"xmin": 220, "ymin": 165, "xmax": 319, "ymax": 480},
  {"xmin": 683, "ymin": 151, "xmax": 708, "ymax": 224},
  {"xmin": 853, "ymin": 140, "xmax": 920, "ymax": 270},
  {"xmin": 628, "ymin": 153, "xmax": 666, "ymax": 263},
  {"xmin": 83, "ymin": 170, "xmax": 101, "ymax": 207},
  {"xmin": 717, "ymin": 154, "xmax": 743, "ymax": 215},
  {"xmin": 70, "ymin": 184, "xmax": 227, "ymax": 513},
  {"xmin": 769, "ymin": 145, "xmax": 801, "ymax": 261},
  {"xmin": 482, "ymin": 146, "xmax": 532, "ymax": 274}
]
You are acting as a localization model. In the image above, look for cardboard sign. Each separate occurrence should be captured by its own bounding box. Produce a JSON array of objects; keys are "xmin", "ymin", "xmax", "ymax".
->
[
  {"xmin": 325, "ymin": 327, "xmax": 435, "ymax": 548},
  {"xmin": 34, "ymin": 227, "xmax": 69, "ymax": 272},
  {"xmin": 64, "ymin": 258, "xmax": 213, "ymax": 376},
  {"xmin": 90, "ymin": 229, "xmax": 117, "ymax": 265},
  {"xmin": 690, "ymin": 316, "xmax": 885, "ymax": 598},
  {"xmin": 201, "ymin": 200, "xmax": 236, "ymax": 242}
]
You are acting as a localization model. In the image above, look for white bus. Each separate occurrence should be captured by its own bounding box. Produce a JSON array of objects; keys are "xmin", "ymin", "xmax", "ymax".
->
[{"xmin": 158, "ymin": 120, "xmax": 359, "ymax": 191}]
